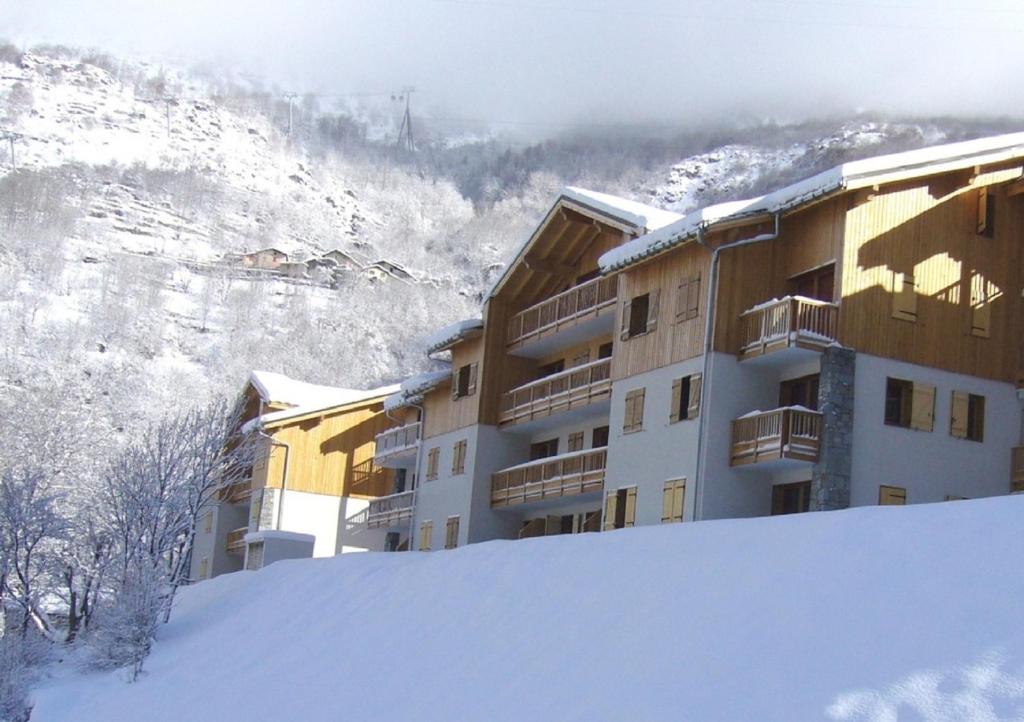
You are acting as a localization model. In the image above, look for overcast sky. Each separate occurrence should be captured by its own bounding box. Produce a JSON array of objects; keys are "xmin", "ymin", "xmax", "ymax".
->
[{"xmin": 3, "ymin": 0, "xmax": 1023, "ymax": 135}]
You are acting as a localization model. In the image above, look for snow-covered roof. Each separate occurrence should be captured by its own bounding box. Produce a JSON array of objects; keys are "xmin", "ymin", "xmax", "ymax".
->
[
  {"xmin": 601, "ymin": 131, "xmax": 1024, "ymax": 273},
  {"xmin": 425, "ymin": 318, "xmax": 483, "ymax": 355},
  {"xmin": 383, "ymin": 369, "xmax": 451, "ymax": 412},
  {"xmin": 244, "ymin": 371, "xmax": 399, "ymax": 431},
  {"xmin": 562, "ymin": 187, "xmax": 682, "ymax": 232}
]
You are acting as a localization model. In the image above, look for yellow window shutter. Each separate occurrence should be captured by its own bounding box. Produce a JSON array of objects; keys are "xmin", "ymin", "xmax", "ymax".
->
[
  {"xmin": 635, "ymin": 389, "xmax": 645, "ymax": 430},
  {"xmin": 451, "ymin": 368, "xmax": 460, "ymax": 400},
  {"xmin": 879, "ymin": 486, "xmax": 906, "ymax": 506},
  {"xmin": 977, "ymin": 187, "xmax": 989, "ymax": 235},
  {"xmin": 661, "ymin": 483, "xmax": 674, "ymax": 523},
  {"xmin": 669, "ymin": 378, "xmax": 683, "ymax": 423},
  {"xmin": 675, "ymin": 280, "xmax": 688, "ymax": 323},
  {"xmin": 892, "ymin": 272, "xmax": 917, "ymax": 321},
  {"xmin": 687, "ymin": 374, "xmax": 702, "ymax": 420},
  {"xmin": 646, "ymin": 288, "xmax": 661, "ymax": 332},
  {"xmin": 950, "ymin": 390, "xmax": 969, "ymax": 439},
  {"xmin": 603, "ymin": 492, "xmax": 618, "ymax": 531},
  {"xmin": 467, "ymin": 363, "xmax": 479, "ymax": 395},
  {"xmin": 686, "ymin": 275, "xmax": 701, "ymax": 320},
  {"xmin": 624, "ymin": 487, "xmax": 637, "ymax": 527},
  {"xmin": 623, "ymin": 391, "xmax": 636, "ymax": 432},
  {"xmin": 620, "ymin": 300, "xmax": 632, "ymax": 341},
  {"xmin": 910, "ymin": 382, "xmax": 936, "ymax": 432},
  {"xmin": 672, "ymin": 482, "xmax": 685, "ymax": 522}
]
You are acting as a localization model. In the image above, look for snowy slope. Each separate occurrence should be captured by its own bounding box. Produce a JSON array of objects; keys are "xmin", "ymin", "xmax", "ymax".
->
[{"xmin": 30, "ymin": 496, "xmax": 1024, "ymax": 721}]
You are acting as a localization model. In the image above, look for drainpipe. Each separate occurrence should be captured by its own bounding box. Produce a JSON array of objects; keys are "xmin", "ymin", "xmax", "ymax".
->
[{"xmin": 692, "ymin": 212, "xmax": 781, "ymax": 521}]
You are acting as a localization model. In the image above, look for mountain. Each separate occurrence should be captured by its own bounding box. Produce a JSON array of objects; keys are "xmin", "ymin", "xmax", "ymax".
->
[{"xmin": 1, "ymin": 42, "xmax": 1020, "ymax": 435}]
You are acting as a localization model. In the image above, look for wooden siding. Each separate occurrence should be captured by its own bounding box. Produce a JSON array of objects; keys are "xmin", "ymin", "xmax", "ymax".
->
[
  {"xmin": 713, "ymin": 198, "xmax": 846, "ymax": 354},
  {"xmin": 257, "ymin": 400, "xmax": 394, "ymax": 499},
  {"xmin": 422, "ymin": 335, "xmax": 485, "ymax": 439},
  {"xmin": 839, "ymin": 165, "xmax": 1024, "ymax": 382},
  {"xmin": 612, "ymin": 242, "xmax": 712, "ymax": 380}
]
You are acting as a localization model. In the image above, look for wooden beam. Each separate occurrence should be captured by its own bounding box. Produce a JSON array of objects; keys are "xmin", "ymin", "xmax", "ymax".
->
[{"xmin": 523, "ymin": 254, "xmax": 576, "ymax": 276}]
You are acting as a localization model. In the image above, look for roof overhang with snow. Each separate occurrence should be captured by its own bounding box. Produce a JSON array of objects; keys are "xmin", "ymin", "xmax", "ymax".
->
[
  {"xmin": 383, "ymin": 369, "xmax": 451, "ymax": 412},
  {"xmin": 600, "ymin": 131, "xmax": 1024, "ymax": 273},
  {"xmin": 425, "ymin": 318, "xmax": 484, "ymax": 355}
]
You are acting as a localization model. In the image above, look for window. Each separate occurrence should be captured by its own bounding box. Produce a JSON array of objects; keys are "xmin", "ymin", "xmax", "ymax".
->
[
  {"xmin": 530, "ymin": 438, "xmax": 559, "ymax": 460},
  {"xmin": 771, "ymin": 481, "xmax": 811, "ymax": 515},
  {"xmin": 884, "ymin": 377, "xmax": 934, "ymax": 432},
  {"xmin": 675, "ymin": 274, "xmax": 701, "ymax": 322},
  {"xmin": 950, "ymin": 391, "xmax": 985, "ymax": 442},
  {"xmin": 445, "ymin": 516, "xmax": 460, "ymax": 550},
  {"xmin": 426, "ymin": 447, "xmax": 440, "ymax": 480},
  {"xmin": 598, "ymin": 341, "xmax": 613, "ymax": 359},
  {"xmin": 662, "ymin": 479, "xmax": 686, "ymax": 523},
  {"xmin": 537, "ymin": 359, "xmax": 565, "ymax": 378},
  {"xmin": 203, "ymin": 511, "xmax": 213, "ymax": 534},
  {"xmin": 623, "ymin": 388, "xmax": 646, "ymax": 433},
  {"xmin": 892, "ymin": 272, "xmax": 917, "ymax": 321},
  {"xmin": 567, "ymin": 431, "xmax": 585, "ymax": 452},
  {"xmin": 603, "ymin": 487, "xmax": 637, "ymax": 530},
  {"xmin": 779, "ymin": 374, "xmax": 820, "ymax": 411},
  {"xmin": 452, "ymin": 440, "xmax": 467, "ymax": 475},
  {"xmin": 789, "ymin": 264, "xmax": 835, "ymax": 302},
  {"xmin": 670, "ymin": 373, "xmax": 702, "ymax": 423},
  {"xmin": 592, "ymin": 425, "xmax": 609, "ymax": 448},
  {"xmin": 879, "ymin": 485, "xmax": 906, "ymax": 506},
  {"xmin": 198, "ymin": 558, "xmax": 209, "ymax": 580},
  {"xmin": 977, "ymin": 186, "xmax": 995, "ymax": 238},
  {"xmin": 452, "ymin": 362, "xmax": 478, "ymax": 399},
  {"xmin": 419, "ymin": 521, "xmax": 433, "ymax": 551},
  {"xmin": 518, "ymin": 518, "xmax": 546, "ymax": 539},
  {"xmin": 620, "ymin": 289, "xmax": 660, "ymax": 340}
]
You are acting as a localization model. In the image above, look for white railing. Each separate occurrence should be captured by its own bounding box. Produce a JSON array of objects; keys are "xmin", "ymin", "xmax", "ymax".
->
[
  {"xmin": 366, "ymin": 490, "xmax": 416, "ymax": 529},
  {"xmin": 739, "ymin": 296, "xmax": 838, "ymax": 358},
  {"xmin": 730, "ymin": 407, "xmax": 822, "ymax": 467},
  {"xmin": 491, "ymin": 448, "xmax": 607, "ymax": 507},
  {"xmin": 374, "ymin": 422, "xmax": 421, "ymax": 461},
  {"xmin": 499, "ymin": 358, "xmax": 612, "ymax": 426},
  {"xmin": 506, "ymin": 274, "xmax": 618, "ymax": 348}
]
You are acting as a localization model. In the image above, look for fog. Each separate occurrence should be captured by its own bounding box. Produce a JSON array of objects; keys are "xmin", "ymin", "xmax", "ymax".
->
[{"xmin": 3, "ymin": 0, "xmax": 1023, "ymax": 135}]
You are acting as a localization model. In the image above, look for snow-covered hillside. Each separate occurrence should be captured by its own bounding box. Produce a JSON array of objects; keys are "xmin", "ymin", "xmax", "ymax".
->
[{"xmin": 29, "ymin": 495, "xmax": 1024, "ymax": 721}]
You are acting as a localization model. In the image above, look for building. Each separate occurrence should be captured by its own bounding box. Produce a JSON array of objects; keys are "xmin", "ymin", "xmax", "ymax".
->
[
  {"xmin": 237, "ymin": 247, "xmax": 289, "ymax": 270},
  {"xmin": 369, "ymin": 134, "xmax": 1024, "ymax": 551},
  {"xmin": 190, "ymin": 371, "xmax": 400, "ymax": 580}
]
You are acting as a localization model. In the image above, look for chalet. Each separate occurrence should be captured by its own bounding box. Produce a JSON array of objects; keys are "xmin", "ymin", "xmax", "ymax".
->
[
  {"xmin": 190, "ymin": 371, "xmax": 400, "ymax": 580},
  {"xmin": 239, "ymin": 247, "xmax": 288, "ymax": 270},
  {"xmin": 369, "ymin": 134, "xmax": 1024, "ymax": 551},
  {"xmin": 320, "ymin": 249, "xmax": 362, "ymax": 271},
  {"xmin": 364, "ymin": 259, "xmax": 414, "ymax": 283}
]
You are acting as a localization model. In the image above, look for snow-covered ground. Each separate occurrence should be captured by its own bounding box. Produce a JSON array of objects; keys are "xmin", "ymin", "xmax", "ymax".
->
[{"xmin": 30, "ymin": 495, "xmax": 1024, "ymax": 721}]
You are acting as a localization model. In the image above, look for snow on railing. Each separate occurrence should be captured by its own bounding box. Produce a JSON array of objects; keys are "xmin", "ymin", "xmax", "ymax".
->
[
  {"xmin": 374, "ymin": 422, "xmax": 422, "ymax": 459},
  {"xmin": 366, "ymin": 490, "xmax": 416, "ymax": 529},
  {"xmin": 499, "ymin": 358, "xmax": 612, "ymax": 425},
  {"xmin": 739, "ymin": 296, "xmax": 838, "ymax": 358},
  {"xmin": 491, "ymin": 447, "xmax": 607, "ymax": 507},
  {"xmin": 506, "ymin": 274, "xmax": 618, "ymax": 348},
  {"xmin": 730, "ymin": 407, "xmax": 822, "ymax": 467}
]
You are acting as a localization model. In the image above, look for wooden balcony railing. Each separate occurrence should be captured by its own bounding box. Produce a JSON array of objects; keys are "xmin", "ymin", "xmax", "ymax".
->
[
  {"xmin": 730, "ymin": 407, "xmax": 823, "ymax": 467},
  {"xmin": 499, "ymin": 358, "xmax": 612, "ymax": 426},
  {"xmin": 226, "ymin": 527, "xmax": 248, "ymax": 554},
  {"xmin": 1012, "ymin": 447, "xmax": 1024, "ymax": 492},
  {"xmin": 739, "ymin": 296, "xmax": 838, "ymax": 360},
  {"xmin": 219, "ymin": 479, "xmax": 252, "ymax": 504},
  {"xmin": 366, "ymin": 490, "xmax": 416, "ymax": 529},
  {"xmin": 374, "ymin": 422, "xmax": 421, "ymax": 462},
  {"xmin": 506, "ymin": 274, "xmax": 618, "ymax": 350},
  {"xmin": 491, "ymin": 448, "xmax": 607, "ymax": 508}
]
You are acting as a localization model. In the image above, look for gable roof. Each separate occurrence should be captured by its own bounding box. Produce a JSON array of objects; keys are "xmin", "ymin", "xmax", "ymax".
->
[
  {"xmin": 383, "ymin": 369, "xmax": 452, "ymax": 412},
  {"xmin": 425, "ymin": 317, "xmax": 484, "ymax": 355},
  {"xmin": 600, "ymin": 131, "xmax": 1024, "ymax": 273}
]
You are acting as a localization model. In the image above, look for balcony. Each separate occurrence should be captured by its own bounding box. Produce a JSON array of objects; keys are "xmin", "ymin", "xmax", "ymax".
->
[
  {"xmin": 373, "ymin": 422, "xmax": 421, "ymax": 467},
  {"xmin": 506, "ymin": 274, "xmax": 618, "ymax": 358},
  {"xmin": 730, "ymin": 407, "xmax": 823, "ymax": 468},
  {"xmin": 226, "ymin": 527, "xmax": 248, "ymax": 555},
  {"xmin": 499, "ymin": 359, "xmax": 612, "ymax": 428},
  {"xmin": 1012, "ymin": 447, "xmax": 1024, "ymax": 493},
  {"xmin": 366, "ymin": 490, "xmax": 416, "ymax": 529},
  {"xmin": 739, "ymin": 296, "xmax": 839, "ymax": 364},
  {"xmin": 491, "ymin": 448, "xmax": 607, "ymax": 508},
  {"xmin": 219, "ymin": 479, "xmax": 252, "ymax": 504}
]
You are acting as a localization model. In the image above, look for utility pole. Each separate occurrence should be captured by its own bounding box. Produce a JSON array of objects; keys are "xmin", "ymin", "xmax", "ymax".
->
[
  {"xmin": 394, "ymin": 86, "xmax": 416, "ymax": 153},
  {"xmin": 284, "ymin": 92, "xmax": 298, "ymax": 136},
  {"xmin": 0, "ymin": 129, "xmax": 20, "ymax": 171}
]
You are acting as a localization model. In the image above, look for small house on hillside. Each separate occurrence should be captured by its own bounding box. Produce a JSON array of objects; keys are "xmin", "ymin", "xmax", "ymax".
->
[
  {"xmin": 239, "ymin": 248, "xmax": 289, "ymax": 270},
  {"xmin": 321, "ymin": 249, "xmax": 362, "ymax": 271},
  {"xmin": 364, "ymin": 259, "xmax": 414, "ymax": 283}
]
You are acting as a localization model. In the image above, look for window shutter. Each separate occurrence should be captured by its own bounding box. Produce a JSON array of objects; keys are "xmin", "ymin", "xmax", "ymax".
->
[
  {"xmin": 620, "ymin": 300, "xmax": 632, "ymax": 341},
  {"xmin": 686, "ymin": 275, "xmax": 701, "ymax": 320},
  {"xmin": 199, "ymin": 558, "xmax": 208, "ymax": 579},
  {"xmin": 950, "ymin": 391, "xmax": 969, "ymax": 439},
  {"xmin": 661, "ymin": 483, "xmax": 674, "ymax": 523},
  {"xmin": 971, "ymin": 278, "xmax": 992, "ymax": 338},
  {"xmin": 624, "ymin": 487, "xmax": 637, "ymax": 527},
  {"xmin": 623, "ymin": 391, "xmax": 636, "ymax": 432},
  {"xmin": 568, "ymin": 432, "xmax": 584, "ymax": 452},
  {"xmin": 646, "ymin": 288, "xmax": 661, "ymax": 332},
  {"xmin": 204, "ymin": 511, "xmax": 213, "ymax": 533},
  {"xmin": 420, "ymin": 521, "xmax": 432, "ymax": 551},
  {"xmin": 977, "ymin": 187, "xmax": 991, "ymax": 235},
  {"xmin": 451, "ymin": 368, "xmax": 460, "ymax": 400},
  {"xmin": 445, "ymin": 517, "xmax": 459, "ymax": 549},
  {"xmin": 687, "ymin": 373, "xmax": 703, "ymax": 420},
  {"xmin": 910, "ymin": 382, "xmax": 936, "ymax": 432},
  {"xmin": 879, "ymin": 486, "xmax": 906, "ymax": 506},
  {"xmin": 672, "ymin": 482, "xmax": 685, "ymax": 522},
  {"xmin": 892, "ymin": 272, "xmax": 917, "ymax": 321},
  {"xmin": 669, "ymin": 378, "xmax": 683, "ymax": 423},
  {"xmin": 467, "ymin": 363, "xmax": 479, "ymax": 396},
  {"xmin": 675, "ymin": 280, "xmax": 687, "ymax": 323},
  {"xmin": 603, "ymin": 492, "xmax": 618, "ymax": 531}
]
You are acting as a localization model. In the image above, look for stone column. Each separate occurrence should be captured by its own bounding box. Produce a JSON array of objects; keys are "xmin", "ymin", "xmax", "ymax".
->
[{"xmin": 811, "ymin": 346, "xmax": 855, "ymax": 511}]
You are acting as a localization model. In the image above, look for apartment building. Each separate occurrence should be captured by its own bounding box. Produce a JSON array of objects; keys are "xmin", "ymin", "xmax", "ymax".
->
[
  {"xmin": 190, "ymin": 371, "xmax": 399, "ymax": 580},
  {"xmin": 371, "ymin": 133, "xmax": 1024, "ymax": 551}
]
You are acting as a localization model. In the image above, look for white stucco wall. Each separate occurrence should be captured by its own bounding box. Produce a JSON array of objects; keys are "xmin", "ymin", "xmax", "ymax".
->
[
  {"xmin": 276, "ymin": 489, "xmax": 343, "ymax": 558},
  {"xmin": 850, "ymin": 353, "xmax": 1021, "ymax": 506},
  {"xmin": 190, "ymin": 500, "xmax": 247, "ymax": 581}
]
